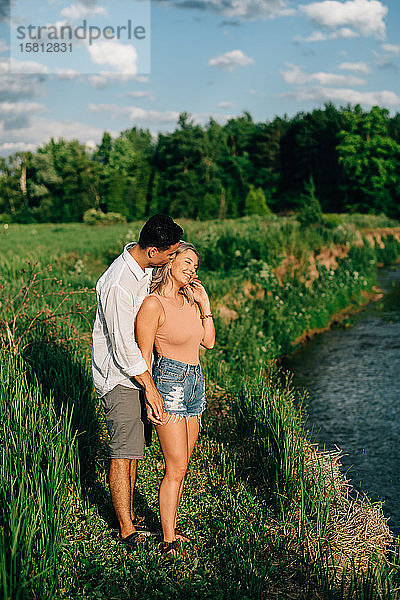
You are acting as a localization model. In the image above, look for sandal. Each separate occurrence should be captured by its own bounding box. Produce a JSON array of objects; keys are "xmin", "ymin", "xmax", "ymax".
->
[
  {"xmin": 119, "ymin": 531, "xmax": 148, "ymax": 548},
  {"xmin": 132, "ymin": 517, "xmax": 159, "ymax": 537},
  {"xmin": 159, "ymin": 540, "xmax": 180, "ymax": 556},
  {"xmin": 174, "ymin": 528, "xmax": 196, "ymax": 544}
]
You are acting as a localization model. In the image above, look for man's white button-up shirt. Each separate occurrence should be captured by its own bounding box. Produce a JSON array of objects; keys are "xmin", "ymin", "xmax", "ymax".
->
[{"xmin": 92, "ymin": 243, "xmax": 152, "ymax": 397}]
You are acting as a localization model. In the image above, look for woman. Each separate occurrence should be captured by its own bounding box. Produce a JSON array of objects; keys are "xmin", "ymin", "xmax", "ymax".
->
[{"xmin": 136, "ymin": 241, "xmax": 215, "ymax": 555}]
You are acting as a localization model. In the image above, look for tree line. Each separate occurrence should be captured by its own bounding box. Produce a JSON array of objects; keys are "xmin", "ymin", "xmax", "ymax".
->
[{"xmin": 1, "ymin": 103, "xmax": 400, "ymax": 223}]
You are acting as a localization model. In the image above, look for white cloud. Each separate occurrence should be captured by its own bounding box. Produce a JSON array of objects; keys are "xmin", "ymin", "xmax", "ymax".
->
[
  {"xmin": 297, "ymin": 30, "xmax": 330, "ymax": 42},
  {"xmin": 6, "ymin": 57, "xmax": 50, "ymax": 75},
  {"xmin": 297, "ymin": 27, "xmax": 359, "ymax": 41},
  {"xmin": 155, "ymin": 0, "xmax": 294, "ymax": 21},
  {"xmin": 87, "ymin": 73, "xmax": 113, "ymax": 89},
  {"xmin": 0, "ymin": 74, "xmax": 45, "ymax": 101},
  {"xmin": 87, "ymin": 71, "xmax": 141, "ymax": 89},
  {"xmin": 208, "ymin": 49, "xmax": 254, "ymax": 71},
  {"xmin": 0, "ymin": 101, "xmax": 46, "ymax": 116},
  {"xmin": 0, "ymin": 116, "xmax": 114, "ymax": 155},
  {"xmin": 0, "ymin": 101, "xmax": 47, "ymax": 131},
  {"xmin": 88, "ymin": 103, "xmax": 180, "ymax": 124},
  {"xmin": 88, "ymin": 40, "xmax": 138, "ymax": 75},
  {"xmin": 0, "ymin": 142, "xmax": 38, "ymax": 153},
  {"xmin": 282, "ymin": 63, "xmax": 366, "ymax": 86},
  {"xmin": 381, "ymin": 43, "xmax": 400, "ymax": 55},
  {"xmin": 55, "ymin": 68, "xmax": 81, "ymax": 80},
  {"xmin": 85, "ymin": 139, "xmax": 97, "ymax": 151},
  {"xmin": 135, "ymin": 75, "xmax": 150, "ymax": 84},
  {"xmin": 217, "ymin": 101, "xmax": 234, "ymax": 108},
  {"xmin": 0, "ymin": 39, "xmax": 8, "ymax": 54},
  {"xmin": 282, "ymin": 85, "xmax": 400, "ymax": 107},
  {"xmin": 339, "ymin": 61, "xmax": 371, "ymax": 73},
  {"xmin": 127, "ymin": 91, "xmax": 155, "ymax": 101},
  {"xmin": 300, "ymin": 0, "xmax": 388, "ymax": 40},
  {"xmin": 61, "ymin": 2, "xmax": 108, "ymax": 19},
  {"xmin": 87, "ymin": 103, "xmax": 233, "ymax": 129},
  {"xmin": 373, "ymin": 43, "xmax": 400, "ymax": 67}
]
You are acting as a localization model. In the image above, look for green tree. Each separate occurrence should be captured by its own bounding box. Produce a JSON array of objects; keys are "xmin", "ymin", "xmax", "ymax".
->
[
  {"xmin": 107, "ymin": 170, "xmax": 129, "ymax": 216},
  {"xmin": 0, "ymin": 155, "xmax": 24, "ymax": 219},
  {"xmin": 244, "ymin": 185, "xmax": 271, "ymax": 216},
  {"xmin": 337, "ymin": 105, "xmax": 400, "ymax": 216},
  {"xmin": 152, "ymin": 113, "xmax": 206, "ymax": 218},
  {"xmin": 105, "ymin": 127, "xmax": 153, "ymax": 219},
  {"xmin": 298, "ymin": 176, "xmax": 323, "ymax": 226}
]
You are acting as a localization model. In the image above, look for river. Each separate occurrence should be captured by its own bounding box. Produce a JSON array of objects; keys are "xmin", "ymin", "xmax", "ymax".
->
[{"xmin": 284, "ymin": 264, "xmax": 400, "ymax": 534}]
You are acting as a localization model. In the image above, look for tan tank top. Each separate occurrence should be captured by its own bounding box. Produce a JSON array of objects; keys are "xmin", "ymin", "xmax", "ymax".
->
[{"xmin": 152, "ymin": 294, "xmax": 204, "ymax": 365}]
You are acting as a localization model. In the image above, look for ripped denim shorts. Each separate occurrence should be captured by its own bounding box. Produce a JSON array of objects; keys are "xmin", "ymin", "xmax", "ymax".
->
[{"xmin": 152, "ymin": 356, "xmax": 206, "ymax": 423}]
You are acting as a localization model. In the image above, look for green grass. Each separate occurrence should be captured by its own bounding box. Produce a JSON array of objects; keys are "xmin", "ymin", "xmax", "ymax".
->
[
  {"xmin": 1, "ymin": 215, "xmax": 400, "ymax": 599},
  {"xmin": 0, "ymin": 353, "xmax": 80, "ymax": 599}
]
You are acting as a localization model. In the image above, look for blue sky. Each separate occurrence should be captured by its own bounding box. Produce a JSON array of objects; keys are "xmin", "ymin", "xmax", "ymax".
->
[{"xmin": 0, "ymin": 0, "xmax": 400, "ymax": 156}]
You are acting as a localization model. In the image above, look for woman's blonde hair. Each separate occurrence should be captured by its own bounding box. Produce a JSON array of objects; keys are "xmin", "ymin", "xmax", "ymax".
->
[{"xmin": 150, "ymin": 241, "xmax": 200, "ymax": 304}]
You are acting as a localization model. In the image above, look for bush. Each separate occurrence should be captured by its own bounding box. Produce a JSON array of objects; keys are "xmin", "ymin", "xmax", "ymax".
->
[
  {"xmin": 322, "ymin": 213, "xmax": 345, "ymax": 229},
  {"xmin": 83, "ymin": 209, "xmax": 127, "ymax": 226},
  {"xmin": 297, "ymin": 177, "xmax": 324, "ymax": 227},
  {"xmin": 0, "ymin": 212, "xmax": 12, "ymax": 224},
  {"xmin": 244, "ymin": 185, "xmax": 272, "ymax": 216}
]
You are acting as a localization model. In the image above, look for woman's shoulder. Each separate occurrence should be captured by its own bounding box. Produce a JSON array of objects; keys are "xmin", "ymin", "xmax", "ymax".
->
[{"xmin": 140, "ymin": 293, "xmax": 164, "ymax": 312}]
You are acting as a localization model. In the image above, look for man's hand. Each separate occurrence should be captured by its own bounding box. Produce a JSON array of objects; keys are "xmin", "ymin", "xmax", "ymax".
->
[
  {"xmin": 144, "ymin": 386, "xmax": 165, "ymax": 425},
  {"xmin": 134, "ymin": 369, "xmax": 164, "ymax": 425}
]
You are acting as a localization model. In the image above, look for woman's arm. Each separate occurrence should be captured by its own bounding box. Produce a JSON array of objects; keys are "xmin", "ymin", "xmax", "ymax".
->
[
  {"xmin": 136, "ymin": 295, "xmax": 164, "ymax": 370},
  {"xmin": 190, "ymin": 280, "xmax": 215, "ymax": 349}
]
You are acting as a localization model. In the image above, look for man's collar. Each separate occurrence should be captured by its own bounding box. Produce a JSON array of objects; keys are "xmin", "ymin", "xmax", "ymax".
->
[{"xmin": 123, "ymin": 243, "xmax": 153, "ymax": 280}]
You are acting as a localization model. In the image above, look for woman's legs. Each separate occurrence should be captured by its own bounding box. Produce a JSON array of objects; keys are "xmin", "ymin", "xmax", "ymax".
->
[
  {"xmin": 174, "ymin": 416, "xmax": 199, "ymax": 530},
  {"xmin": 156, "ymin": 415, "xmax": 189, "ymax": 542},
  {"xmin": 156, "ymin": 415, "xmax": 200, "ymax": 542}
]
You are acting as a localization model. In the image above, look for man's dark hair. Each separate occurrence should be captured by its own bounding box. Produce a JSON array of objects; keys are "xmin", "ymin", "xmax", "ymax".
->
[{"xmin": 138, "ymin": 214, "xmax": 183, "ymax": 250}]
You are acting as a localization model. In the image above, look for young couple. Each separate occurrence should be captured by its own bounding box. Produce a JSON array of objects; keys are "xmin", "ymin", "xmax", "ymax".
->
[{"xmin": 91, "ymin": 214, "xmax": 215, "ymax": 555}]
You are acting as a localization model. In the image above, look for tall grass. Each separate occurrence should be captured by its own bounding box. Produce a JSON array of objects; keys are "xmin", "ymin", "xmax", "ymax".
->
[{"xmin": 0, "ymin": 353, "xmax": 80, "ymax": 599}]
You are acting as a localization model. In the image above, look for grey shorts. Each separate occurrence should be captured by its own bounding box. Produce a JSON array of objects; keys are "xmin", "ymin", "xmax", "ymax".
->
[{"xmin": 101, "ymin": 385, "xmax": 146, "ymax": 459}]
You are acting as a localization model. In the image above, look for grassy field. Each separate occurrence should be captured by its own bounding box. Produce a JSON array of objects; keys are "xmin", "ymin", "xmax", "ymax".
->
[{"xmin": 1, "ymin": 214, "xmax": 400, "ymax": 599}]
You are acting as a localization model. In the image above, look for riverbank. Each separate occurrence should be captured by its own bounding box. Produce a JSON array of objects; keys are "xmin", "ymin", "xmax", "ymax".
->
[
  {"xmin": 1, "ymin": 215, "xmax": 400, "ymax": 599},
  {"xmin": 285, "ymin": 260, "xmax": 400, "ymax": 536},
  {"xmin": 280, "ymin": 228, "xmax": 400, "ymax": 349},
  {"xmin": 290, "ymin": 286, "xmax": 384, "ymax": 348}
]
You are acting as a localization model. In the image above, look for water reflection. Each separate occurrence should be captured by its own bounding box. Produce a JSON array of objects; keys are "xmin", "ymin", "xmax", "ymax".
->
[{"xmin": 284, "ymin": 264, "xmax": 400, "ymax": 533}]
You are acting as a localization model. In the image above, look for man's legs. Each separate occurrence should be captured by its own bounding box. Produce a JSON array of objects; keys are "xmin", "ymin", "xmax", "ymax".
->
[
  {"xmin": 129, "ymin": 458, "xmax": 138, "ymax": 522},
  {"xmin": 109, "ymin": 458, "xmax": 136, "ymax": 539},
  {"xmin": 102, "ymin": 386, "xmax": 144, "ymax": 540}
]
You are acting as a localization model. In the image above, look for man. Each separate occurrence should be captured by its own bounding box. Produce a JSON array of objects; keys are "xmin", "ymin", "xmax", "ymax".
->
[{"xmin": 92, "ymin": 214, "xmax": 183, "ymax": 548}]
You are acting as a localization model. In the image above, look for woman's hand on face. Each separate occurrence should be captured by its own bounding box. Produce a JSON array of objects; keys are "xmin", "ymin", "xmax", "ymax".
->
[{"xmin": 188, "ymin": 277, "xmax": 209, "ymax": 304}]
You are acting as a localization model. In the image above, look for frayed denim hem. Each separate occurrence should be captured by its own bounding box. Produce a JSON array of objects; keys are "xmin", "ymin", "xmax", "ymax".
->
[{"xmin": 157, "ymin": 408, "xmax": 206, "ymax": 430}]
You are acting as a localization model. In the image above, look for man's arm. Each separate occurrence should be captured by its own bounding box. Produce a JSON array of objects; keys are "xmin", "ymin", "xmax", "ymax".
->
[{"xmin": 100, "ymin": 285, "xmax": 164, "ymax": 423}]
